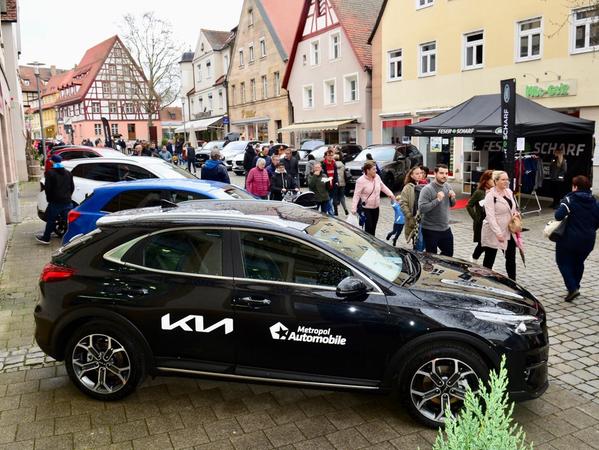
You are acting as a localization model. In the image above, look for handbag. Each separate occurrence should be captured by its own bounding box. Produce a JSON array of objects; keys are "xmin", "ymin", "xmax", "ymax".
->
[
  {"xmin": 508, "ymin": 215, "xmax": 522, "ymax": 234},
  {"xmin": 544, "ymin": 198, "xmax": 570, "ymax": 242}
]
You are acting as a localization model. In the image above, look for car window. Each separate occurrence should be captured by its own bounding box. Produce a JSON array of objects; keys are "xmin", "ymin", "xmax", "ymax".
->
[
  {"xmin": 77, "ymin": 163, "xmax": 120, "ymax": 181},
  {"xmin": 102, "ymin": 190, "xmax": 164, "ymax": 213},
  {"xmin": 121, "ymin": 229, "xmax": 223, "ymax": 276},
  {"xmin": 354, "ymin": 147, "xmax": 395, "ymax": 162},
  {"xmin": 239, "ymin": 231, "xmax": 352, "ymax": 287},
  {"xmin": 118, "ymin": 164, "xmax": 156, "ymax": 181},
  {"xmin": 165, "ymin": 190, "xmax": 210, "ymax": 203}
]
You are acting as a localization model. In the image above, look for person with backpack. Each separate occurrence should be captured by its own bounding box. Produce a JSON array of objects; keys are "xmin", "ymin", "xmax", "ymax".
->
[
  {"xmin": 466, "ymin": 170, "xmax": 494, "ymax": 262},
  {"xmin": 400, "ymin": 166, "xmax": 424, "ymax": 244}
]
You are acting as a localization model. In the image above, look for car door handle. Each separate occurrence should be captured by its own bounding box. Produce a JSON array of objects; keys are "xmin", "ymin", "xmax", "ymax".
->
[
  {"xmin": 233, "ymin": 296, "xmax": 271, "ymax": 306},
  {"xmin": 118, "ymin": 288, "xmax": 149, "ymax": 296}
]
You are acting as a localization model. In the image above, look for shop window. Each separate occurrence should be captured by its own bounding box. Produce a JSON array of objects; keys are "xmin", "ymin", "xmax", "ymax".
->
[
  {"xmin": 382, "ymin": 119, "xmax": 412, "ymax": 145},
  {"xmin": 463, "ymin": 31, "xmax": 484, "ymax": 69},
  {"xmin": 571, "ymin": 7, "xmax": 599, "ymax": 53},
  {"xmin": 324, "ymin": 79, "xmax": 336, "ymax": 105},
  {"xmin": 303, "ymin": 85, "xmax": 314, "ymax": 109},
  {"xmin": 330, "ymin": 33, "xmax": 340, "ymax": 60},
  {"xmin": 258, "ymin": 122, "xmax": 269, "ymax": 142},
  {"xmin": 343, "ymin": 73, "xmax": 358, "ymax": 102},
  {"xmin": 419, "ymin": 41, "xmax": 436, "ymax": 76},
  {"xmin": 517, "ymin": 18, "xmax": 542, "ymax": 61},
  {"xmin": 310, "ymin": 40, "xmax": 320, "ymax": 65},
  {"xmin": 388, "ymin": 49, "xmax": 402, "ymax": 81}
]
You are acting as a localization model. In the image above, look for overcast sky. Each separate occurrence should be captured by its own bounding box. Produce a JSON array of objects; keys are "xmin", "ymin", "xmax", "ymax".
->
[{"xmin": 19, "ymin": 0, "xmax": 245, "ymax": 69}]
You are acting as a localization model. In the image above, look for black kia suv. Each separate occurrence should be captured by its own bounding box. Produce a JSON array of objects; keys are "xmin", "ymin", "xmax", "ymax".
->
[{"xmin": 34, "ymin": 200, "xmax": 548, "ymax": 428}]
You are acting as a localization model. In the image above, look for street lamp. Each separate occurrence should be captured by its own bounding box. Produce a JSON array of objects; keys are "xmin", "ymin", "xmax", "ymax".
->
[
  {"xmin": 181, "ymin": 96, "xmax": 187, "ymax": 143},
  {"xmin": 28, "ymin": 61, "xmax": 46, "ymax": 162}
]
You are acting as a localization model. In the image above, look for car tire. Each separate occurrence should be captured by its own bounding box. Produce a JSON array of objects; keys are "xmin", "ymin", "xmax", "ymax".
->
[
  {"xmin": 65, "ymin": 321, "xmax": 147, "ymax": 401},
  {"xmin": 398, "ymin": 343, "xmax": 488, "ymax": 428}
]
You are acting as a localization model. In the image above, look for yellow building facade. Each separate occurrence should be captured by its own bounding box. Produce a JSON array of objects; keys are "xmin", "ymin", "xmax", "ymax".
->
[
  {"xmin": 371, "ymin": 0, "xmax": 599, "ymax": 191},
  {"xmin": 30, "ymin": 92, "xmax": 59, "ymax": 139}
]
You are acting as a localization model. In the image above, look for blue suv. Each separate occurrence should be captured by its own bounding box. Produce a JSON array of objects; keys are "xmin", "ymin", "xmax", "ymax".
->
[{"xmin": 63, "ymin": 179, "xmax": 254, "ymax": 244}]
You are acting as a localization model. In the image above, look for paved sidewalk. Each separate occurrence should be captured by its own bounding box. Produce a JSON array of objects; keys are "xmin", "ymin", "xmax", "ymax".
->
[{"xmin": 0, "ymin": 180, "xmax": 597, "ymax": 449}]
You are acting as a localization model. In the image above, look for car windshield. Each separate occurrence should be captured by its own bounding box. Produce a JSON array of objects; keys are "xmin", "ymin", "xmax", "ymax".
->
[
  {"xmin": 301, "ymin": 140, "xmax": 325, "ymax": 151},
  {"xmin": 222, "ymin": 186, "xmax": 255, "ymax": 199},
  {"xmin": 305, "ymin": 218, "xmax": 412, "ymax": 284},
  {"xmin": 354, "ymin": 147, "xmax": 396, "ymax": 162},
  {"xmin": 310, "ymin": 146, "xmax": 329, "ymax": 159}
]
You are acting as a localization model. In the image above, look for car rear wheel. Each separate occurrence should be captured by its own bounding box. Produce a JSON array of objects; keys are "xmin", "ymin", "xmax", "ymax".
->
[
  {"xmin": 65, "ymin": 322, "xmax": 146, "ymax": 401},
  {"xmin": 399, "ymin": 343, "xmax": 488, "ymax": 428}
]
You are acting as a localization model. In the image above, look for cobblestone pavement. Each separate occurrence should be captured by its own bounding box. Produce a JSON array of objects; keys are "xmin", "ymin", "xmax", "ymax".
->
[{"xmin": 0, "ymin": 179, "xmax": 597, "ymax": 449}]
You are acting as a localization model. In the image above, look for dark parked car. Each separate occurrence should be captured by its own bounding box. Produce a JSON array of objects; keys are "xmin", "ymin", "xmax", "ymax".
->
[
  {"xmin": 35, "ymin": 200, "xmax": 547, "ymax": 428},
  {"xmin": 44, "ymin": 146, "xmax": 127, "ymax": 171},
  {"xmin": 345, "ymin": 144, "xmax": 423, "ymax": 192},
  {"xmin": 298, "ymin": 144, "xmax": 362, "ymax": 186}
]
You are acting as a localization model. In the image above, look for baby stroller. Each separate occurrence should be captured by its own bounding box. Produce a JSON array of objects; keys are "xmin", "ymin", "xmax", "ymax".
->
[{"xmin": 283, "ymin": 191, "xmax": 318, "ymax": 209}]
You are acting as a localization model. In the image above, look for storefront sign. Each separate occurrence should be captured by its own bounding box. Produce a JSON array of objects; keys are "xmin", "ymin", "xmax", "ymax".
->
[
  {"xmin": 501, "ymin": 79, "xmax": 517, "ymax": 186},
  {"xmin": 430, "ymin": 136, "xmax": 442, "ymax": 153},
  {"xmin": 525, "ymin": 80, "xmax": 577, "ymax": 99},
  {"xmin": 242, "ymin": 110, "xmax": 256, "ymax": 119}
]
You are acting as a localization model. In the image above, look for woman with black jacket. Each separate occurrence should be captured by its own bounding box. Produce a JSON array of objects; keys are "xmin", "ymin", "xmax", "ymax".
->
[
  {"xmin": 270, "ymin": 163, "xmax": 298, "ymax": 200},
  {"xmin": 554, "ymin": 175, "xmax": 599, "ymax": 302},
  {"xmin": 466, "ymin": 170, "xmax": 494, "ymax": 262}
]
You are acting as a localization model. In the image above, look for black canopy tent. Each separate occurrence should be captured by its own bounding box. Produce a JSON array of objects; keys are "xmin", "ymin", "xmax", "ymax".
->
[{"xmin": 405, "ymin": 93, "xmax": 595, "ymax": 138}]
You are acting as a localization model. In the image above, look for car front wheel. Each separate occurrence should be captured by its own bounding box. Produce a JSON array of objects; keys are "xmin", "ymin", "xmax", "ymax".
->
[
  {"xmin": 399, "ymin": 343, "xmax": 488, "ymax": 428},
  {"xmin": 65, "ymin": 322, "xmax": 146, "ymax": 401}
]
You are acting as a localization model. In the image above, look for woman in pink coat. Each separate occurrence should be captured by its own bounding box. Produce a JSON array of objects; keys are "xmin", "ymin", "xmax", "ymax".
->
[
  {"xmin": 481, "ymin": 171, "xmax": 519, "ymax": 280},
  {"xmin": 351, "ymin": 161, "xmax": 395, "ymax": 235},
  {"xmin": 246, "ymin": 158, "xmax": 270, "ymax": 199}
]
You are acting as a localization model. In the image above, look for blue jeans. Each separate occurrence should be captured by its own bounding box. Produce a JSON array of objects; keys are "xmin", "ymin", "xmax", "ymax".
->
[{"xmin": 42, "ymin": 202, "xmax": 72, "ymax": 241}]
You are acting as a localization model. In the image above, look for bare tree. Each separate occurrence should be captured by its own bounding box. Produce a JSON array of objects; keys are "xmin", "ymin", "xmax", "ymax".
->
[{"xmin": 120, "ymin": 12, "xmax": 182, "ymax": 129}]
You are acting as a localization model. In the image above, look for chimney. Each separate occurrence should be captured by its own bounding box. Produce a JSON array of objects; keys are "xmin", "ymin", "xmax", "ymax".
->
[{"xmin": 50, "ymin": 65, "xmax": 56, "ymax": 75}]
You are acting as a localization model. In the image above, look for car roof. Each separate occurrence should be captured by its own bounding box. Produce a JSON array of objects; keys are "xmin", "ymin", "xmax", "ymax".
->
[
  {"xmin": 91, "ymin": 178, "xmax": 234, "ymax": 193},
  {"xmin": 63, "ymin": 156, "xmax": 169, "ymax": 167},
  {"xmin": 97, "ymin": 200, "xmax": 322, "ymax": 232}
]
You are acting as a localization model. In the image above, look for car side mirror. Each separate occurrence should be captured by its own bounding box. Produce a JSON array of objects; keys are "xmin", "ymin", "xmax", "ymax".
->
[{"xmin": 336, "ymin": 277, "xmax": 369, "ymax": 301}]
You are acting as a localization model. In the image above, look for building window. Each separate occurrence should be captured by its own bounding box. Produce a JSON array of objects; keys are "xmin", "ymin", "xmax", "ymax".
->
[
  {"xmin": 261, "ymin": 75, "xmax": 268, "ymax": 99},
  {"xmin": 111, "ymin": 124, "xmax": 119, "ymax": 136},
  {"xmin": 231, "ymin": 85, "xmax": 236, "ymax": 105},
  {"xmin": 125, "ymin": 103, "xmax": 134, "ymax": 113},
  {"xmin": 239, "ymin": 50, "xmax": 244, "ymax": 67},
  {"xmin": 208, "ymin": 94, "xmax": 213, "ymax": 111},
  {"xmin": 250, "ymin": 78, "xmax": 256, "ymax": 101},
  {"xmin": 199, "ymin": 97, "xmax": 204, "ymax": 111},
  {"xmin": 218, "ymin": 89, "xmax": 224, "ymax": 109},
  {"xmin": 240, "ymin": 82, "xmax": 246, "ymax": 103},
  {"xmin": 343, "ymin": 73, "xmax": 358, "ymax": 102},
  {"xmin": 94, "ymin": 124, "xmax": 102, "ymax": 135},
  {"xmin": 463, "ymin": 31, "xmax": 484, "ymax": 69},
  {"xmin": 248, "ymin": 8, "xmax": 254, "ymax": 27},
  {"xmin": 117, "ymin": 82, "xmax": 125, "ymax": 94},
  {"xmin": 103, "ymin": 81, "xmax": 111, "ymax": 94},
  {"xmin": 274, "ymin": 72, "xmax": 281, "ymax": 96},
  {"xmin": 108, "ymin": 64, "xmax": 116, "ymax": 75},
  {"xmin": 91, "ymin": 102, "xmax": 101, "ymax": 113},
  {"xmin": 388, "ymin": 49, "xmax": 402, "ymax": 81},
  {"xmin": 310, "ymin": 40, "xmax": 320, "ymax": 65},
  {"xmin": 517, "ymin": 18, "xmax": 542, "ymax": 61},
  {"xmin": 571, "ymin": 7, "xmax": 599, "ymax": 53},
  {"xmin": 419, "ymin": 41, "xmax": 437, "ymax": 76},
  {"xmin": 303, "ymin": 85, "xmax": 314, "ymax": 109},
  {"xmin": 259, "ymin": 38, "xmax": 266, "ymax": 57},
  {"xmin": 324, "ymin": 79, "xmax": 336, "ymax": 105},
  {"xmin": 23, "ymin": 79, "xmax": 30, "ymax": 86},
  {"xmin": 206, "ymin": 61, "xmax": 212, "ymax": 78},
  {"xmin": 317, "ymin": 0, "xmax": 326, "ymax": 16},
  {"xmin": 330, "ymin": 33, "xmax": 340, "ymax": 60},
  {"xmin": 109, "ymin": 102, "xmax": 118, "ymax": 113},
  {"xmin": 416, "ymin": 0, "xmax": 433, "ymax": 9},
  {"xmin": 197, "ymin": 64, "xmax": 202, "ymax": 81},
  {"xmin": 249, "ymin": 44, "xmax": 255, "ymax": 63}
]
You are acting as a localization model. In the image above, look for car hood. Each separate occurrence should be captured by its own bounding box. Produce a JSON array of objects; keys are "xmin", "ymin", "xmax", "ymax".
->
[{"xmin": 407, "ymin": 252, "xmax": 538, "ymax": 315}]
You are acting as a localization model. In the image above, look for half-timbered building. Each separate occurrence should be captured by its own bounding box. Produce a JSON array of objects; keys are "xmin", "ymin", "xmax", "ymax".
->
[{"xmin": 55, "ymin": 36, "xmax": 161, "ymax": 144}]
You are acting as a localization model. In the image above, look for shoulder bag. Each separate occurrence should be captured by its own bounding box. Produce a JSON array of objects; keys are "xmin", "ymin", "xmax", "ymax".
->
[{"xmin": 544, "ymin": 198, "xmax": 570, "ymax": 242}]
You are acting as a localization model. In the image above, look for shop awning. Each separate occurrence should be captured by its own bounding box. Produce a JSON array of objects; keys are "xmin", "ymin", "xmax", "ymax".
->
[
  {"xmin": 278, "ymin": 119, "xmax": 356, "ymax": 133},
  {"xmin": 174, "ymin": 115, "xmax": 223, "ymax": 133},
  {"xmin": 405, "ymin": 94, "xmax": 595, "ymax": 138}
]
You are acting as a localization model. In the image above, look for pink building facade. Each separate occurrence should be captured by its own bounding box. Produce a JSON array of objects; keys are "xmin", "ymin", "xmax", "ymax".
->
[{"xmin": 55, "ymin": 36, "xmax": 161, "ymax": 145}]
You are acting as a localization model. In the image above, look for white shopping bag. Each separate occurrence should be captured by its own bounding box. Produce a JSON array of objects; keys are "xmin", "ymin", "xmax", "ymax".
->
[{"xmin": 345, "ymin": 213, "xmax": 359, "ymax": 227}]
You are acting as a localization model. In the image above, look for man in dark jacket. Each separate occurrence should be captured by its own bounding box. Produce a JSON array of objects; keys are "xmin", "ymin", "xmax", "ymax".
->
[
  {"xmin": 243, "ymin": 144, "xmax": 257, "ymax": 186},
  {"xmin": 186, "ymin": 143, "xmax": 196, "ymax": 174},
  {"xmin": 36, "ymin": 155, "xmax": 74, "ymax": 244},
  {"xmin": 201, "ymin": 149, "xmax": 230, "ymax": 184},
  {"xmin": 270, "ymin": 162, "xmax": 298, "ymax": 200},
  {"xmin": 282, "ymin": 148, "xmax": 300, "ymax": 187}
]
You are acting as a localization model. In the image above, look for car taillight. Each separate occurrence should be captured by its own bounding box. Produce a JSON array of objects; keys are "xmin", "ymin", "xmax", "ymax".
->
[
  {"xmin": 67, "ymin": 210, "xmax": 81, "ymax": 223},
  {"xmin": 40, "ymin": 263, "xmax": 75, "ymax": 283}
]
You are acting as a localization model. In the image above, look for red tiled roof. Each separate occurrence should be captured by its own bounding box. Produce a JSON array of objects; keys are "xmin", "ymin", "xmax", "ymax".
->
[
  {"xmin": 202, "ymin": 29, "xmax": 234, "ymax": 51},
  {"xmin": 54, "ymin": 35, "xmax": 119, "ymax": 106},
  {"xmin": 19, "ymin": 66, "xmax": 63, "ymax": 93},
  {"xmin": 213, "ymin": 75, "xmax": 226, "ymax": 86},
  {"xmin": 259, "ymin": 0, "xmax": 304, "ymax": 58},
  {"xmin": 329, "ymin": 0, "xmax": 384, "ymax": 69}
]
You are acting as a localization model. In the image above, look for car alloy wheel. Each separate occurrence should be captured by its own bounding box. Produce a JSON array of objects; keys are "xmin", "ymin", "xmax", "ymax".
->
[
  {"xmin": 410, "ymin": 357, "xmax": 479, "ymax": 423},
  {"xmin": 71, "ymin": 333, "xmax": 131, "ymax": 395}
]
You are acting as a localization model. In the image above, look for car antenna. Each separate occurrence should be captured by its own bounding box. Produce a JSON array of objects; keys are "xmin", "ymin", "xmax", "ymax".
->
[{"xmin": 160, "ymin": 199, "xmax": 178, "ymax": 209}]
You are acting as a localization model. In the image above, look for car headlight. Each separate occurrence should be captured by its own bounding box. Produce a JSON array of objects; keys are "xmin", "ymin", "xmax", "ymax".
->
[{"xmin": 471, "ymin": 311, "xmax": 542, "ymax": 335}]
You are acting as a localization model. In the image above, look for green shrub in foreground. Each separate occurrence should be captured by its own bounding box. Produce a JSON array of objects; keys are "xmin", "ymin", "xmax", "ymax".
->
[{"xmin": 432, "ymin": 356, "xmax": 532, "ymax": 450}]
